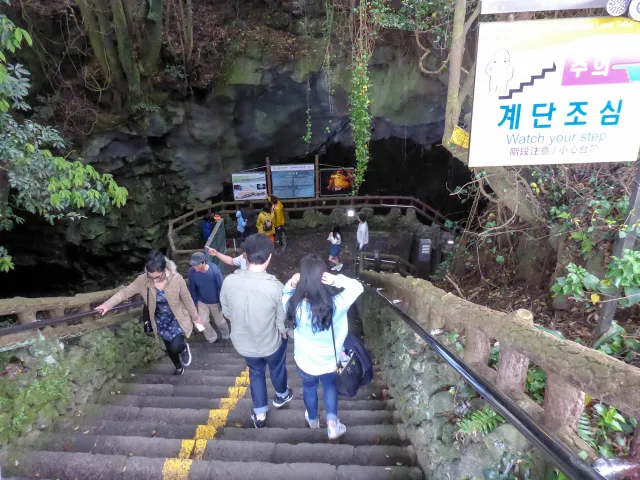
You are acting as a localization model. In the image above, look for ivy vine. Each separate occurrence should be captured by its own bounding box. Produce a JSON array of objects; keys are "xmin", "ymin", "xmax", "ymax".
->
[{"xmin": 349, "ymin": 51, "xmax": 372, "ymax": 193}]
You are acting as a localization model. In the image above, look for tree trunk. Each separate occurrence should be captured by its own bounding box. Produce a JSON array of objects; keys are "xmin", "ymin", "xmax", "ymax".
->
[
  {"xmin": 141, "ymin": 0, "xmax": 164, "ymax": 74},
  {"xmin": 92, "ymin": 0, "xmax": 127, "ymax": 92},
  {"xmin": 185, "ymin": 0, "xmax": 194, "ymax": 65},
  {"xmin": 110, "ymin": 0, "xmax": 142, "ymax": 99},
  {"xmin": 76, "ymin": 0, "xmax": 110, "ymax": 76},
  {"xmin": 122, "ymin": 0, "xmax": 142, "ymax": 48},
  {"xmin": 442, "ymin": 0, "xmax": 467, "ymax": 156},
  {"xmin": 0, "ymin": 163, "xmax": 9, "ymax": 220},
  {"xmin": 438, "ymin": 5, "xmax": 541, "ymax": 224}
]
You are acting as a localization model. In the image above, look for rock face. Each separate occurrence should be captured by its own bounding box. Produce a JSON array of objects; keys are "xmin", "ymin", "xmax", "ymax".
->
[
  {"xmin": 70, "ymin": 44, "xmax": 449, "ymax": 270},
  {"xmin": 2, "ymin": 1, "xmax": 465, "ymax": 296}
]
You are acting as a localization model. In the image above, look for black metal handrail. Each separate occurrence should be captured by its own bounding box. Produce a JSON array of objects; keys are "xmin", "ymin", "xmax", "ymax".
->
[
  {"xmin": 0, "ymin": 300, "xmax": 143, "ymax": 338},
  {"xmin": 367, "ymin": 285, "xmax": 605, "ymax": 480}
]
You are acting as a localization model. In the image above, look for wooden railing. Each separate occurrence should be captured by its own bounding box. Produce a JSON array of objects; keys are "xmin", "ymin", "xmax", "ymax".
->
[
  {"xmin": 167, "ymin": 196, "xmax": 450, "ymax": 258},
  {"xmin": 363, "ymin": 271, "xmax": 640, "ymax": 457}
]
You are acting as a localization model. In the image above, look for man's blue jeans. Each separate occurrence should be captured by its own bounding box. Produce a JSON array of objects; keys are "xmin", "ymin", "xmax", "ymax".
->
[
  {"xmin": 297, "ymin": 366, "xmax": 338, "ymax": 422},
  {"xmin": 243, "ymin": 338, "xmax": 289, "ymax": 414}
]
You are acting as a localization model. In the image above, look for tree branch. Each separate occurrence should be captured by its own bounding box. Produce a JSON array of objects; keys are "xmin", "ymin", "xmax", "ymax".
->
[
  {"xmin": 459, "ymin": 60, "xmax": 476, "ymax": 106},
  {"xmin": 463, "ymin": 1, "xmax": 481, "ymax": 39},
  {"xmin": 415, "ymin": 29, "xmax": 449, "ymax": 75}
]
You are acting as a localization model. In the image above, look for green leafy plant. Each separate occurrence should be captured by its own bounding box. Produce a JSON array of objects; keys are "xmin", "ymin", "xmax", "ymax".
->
[
  {"xmin": 593, "ymin": 321, "xmax": 640, "ymax": 361},
  {"xmin": 457, "ymin": 407, "xmax": 505, "ymax": 438},
  {"xmin": 0, "ymin": 10, "xmax": 128, "ymax": 271},
  {"xmin": 552, "ymin": 249, "xmax": 640, "ymax": 309},
  {"xmin": 483, "ymin": 451, "xmax": 533, "ymax": 480},
  {"xmin": 302, "ymin": 107, "xmax": 312, "ymax": 145},
  {"xmin": 349, "ymin": 51, "xmax": 372, "ymax": 194},
  {"xmin": 525, "ymin": 366, "xmax": 547, "ymax": 404},
  {"xmin": 444, "ymin": 331, "xmax": 464, "ymax": 352}
]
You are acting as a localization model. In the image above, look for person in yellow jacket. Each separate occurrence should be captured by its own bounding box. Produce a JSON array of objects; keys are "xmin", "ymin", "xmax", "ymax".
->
[
  {"xmin": 257, "ymin": 202, "xmax": 276, "ymax": 242},
  {"xmin": 269, "ymin": 195, "xmax": 287, "ymax": 249}
]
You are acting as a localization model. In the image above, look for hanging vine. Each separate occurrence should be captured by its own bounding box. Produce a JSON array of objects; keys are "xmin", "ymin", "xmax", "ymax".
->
[
  {"xmin": 349, "ymin": 0, "xmax": 375, "ymax": 193},
  {"xmin": 302, "ymin": 10, "xmax": 313, "ymax": 149}
]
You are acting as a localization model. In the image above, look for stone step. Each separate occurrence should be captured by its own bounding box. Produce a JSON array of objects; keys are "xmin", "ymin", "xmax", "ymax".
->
[
  {"xmin": 60, "ymin": 406, "xmax": 400, "ymax": 432},
  {"xmin": 108, "ymin": 383, "xmax": 384, "ymax": 401},
  {"xmin": 33, "ymin": 434, "xmax": 417, "ymax": 467},
  {"xmin": 124, "ymin": 372, "xmax": 387, "ymax": 390},
  {"xmin": 186, "ymin": 341, "xmax": 295, "ymax": 352},
  {"xmin": 5, "ymin": 451, "xmax": 423, "ymax": 480},
  {"xmin": 95, "ymin": 394, "xmax": 395, "ymax": 411},
  {"xmin": 51, "ymin": 422, "xmax": 407, "ymax": 446},
  {"xmin": 217, "ymin": 425, "xmax": 409, "ymax": 447}
]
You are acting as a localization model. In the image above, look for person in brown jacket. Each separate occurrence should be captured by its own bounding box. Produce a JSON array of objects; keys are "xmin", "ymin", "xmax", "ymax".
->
[{"xmin": 96, "ymin": 250, "xmax": 203, "ymax": 375}]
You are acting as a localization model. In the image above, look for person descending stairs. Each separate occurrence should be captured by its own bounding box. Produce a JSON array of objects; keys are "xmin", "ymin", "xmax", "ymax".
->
[{"xmin": 5, "ymin": 337, "xmax": 424, "ymax": 479}]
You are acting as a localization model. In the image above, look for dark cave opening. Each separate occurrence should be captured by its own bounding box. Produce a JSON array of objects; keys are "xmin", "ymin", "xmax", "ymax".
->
[
  {"xmin": 1, "ymin": 137, "xmax": 472, "ymax": 299},
  {"xmin": 298, "ymin": 137, "xmax": 473, "ymax": 221}
]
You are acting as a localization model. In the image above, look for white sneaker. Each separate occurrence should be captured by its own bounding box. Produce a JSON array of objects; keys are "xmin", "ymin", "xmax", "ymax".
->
[
  {"xmin": 328, "ymin": 420, "xmax": 346, "ymax": 439},
  {"xmin": 305, "ymin": 410, "xmax": 320, "ymax": 429},
  {"xmin": 336, "ymin": 264, "xmax": 343, "ymax": 272},
  {"xmin": 331, "ymin": 265, "xmax": 339, "ymax": 271}
]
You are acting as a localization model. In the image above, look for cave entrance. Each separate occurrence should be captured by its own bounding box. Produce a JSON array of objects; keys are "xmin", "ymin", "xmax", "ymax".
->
[{"xmin": 296, "ymin": 138, "xmax": 473, "ymax": 221}]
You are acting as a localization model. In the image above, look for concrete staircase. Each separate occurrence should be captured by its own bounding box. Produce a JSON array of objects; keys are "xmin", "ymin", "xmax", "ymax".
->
[{"xmin": 5, "ymin": 339, "xmax": 424, "ymax": 480}]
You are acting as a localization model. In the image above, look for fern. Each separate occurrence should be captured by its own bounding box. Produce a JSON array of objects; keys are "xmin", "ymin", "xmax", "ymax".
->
[
  {"xmin": 569, "ymin": 231, "xmax": 595, "ymax": 257},
  {"xmin": 457, "ymin": 407, "xmax": 505, "ymax": 437},
  {"xmin": 577, "ymin": 412, "xmax": 596, "ymax": 449}
]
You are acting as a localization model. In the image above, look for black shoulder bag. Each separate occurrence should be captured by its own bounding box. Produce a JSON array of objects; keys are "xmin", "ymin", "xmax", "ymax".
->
[
  {"xmin": 330, "ymin": 322, "xmax": 364, "ymax": 398},
  {"xmin": 142, "ymin": 287, "xmax": 154, "ymax": 334}
]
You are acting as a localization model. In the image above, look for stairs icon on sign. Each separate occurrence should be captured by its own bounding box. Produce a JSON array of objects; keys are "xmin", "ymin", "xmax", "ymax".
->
[{"xmin": 499, "ymin": 63, "xmax": 557, "ymax": 100}]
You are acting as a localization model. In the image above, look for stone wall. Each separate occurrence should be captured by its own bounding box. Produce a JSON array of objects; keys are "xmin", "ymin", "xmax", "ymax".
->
[
  {"xmin": 358, "ymin": 293, "xmax": 548, "ymax": 479},
  {"xmin": 0, "ymin": 316, "xmax": 161, "ymax": 446}
]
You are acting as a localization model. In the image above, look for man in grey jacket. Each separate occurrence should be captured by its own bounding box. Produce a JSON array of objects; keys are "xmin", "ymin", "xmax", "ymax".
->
[{"xmin": 220, "ymin": 233, "xmax": 293, "ymax": 428}]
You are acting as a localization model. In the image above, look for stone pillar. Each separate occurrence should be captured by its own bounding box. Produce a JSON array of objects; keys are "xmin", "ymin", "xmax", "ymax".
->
[
  {"xmin": 497, "ymin": 310, "xmax": 534, "ymax": 393},
  {"xmin": 543, "ymin": 373, "xmax": 585, "ymax": 432},
  {"xmin": 464, "ymin": 327, "xmax": 491, "ymax": 367},
  {"xmin": 17, "ymin": 311, "xmax": 37, "ymax": 324}
]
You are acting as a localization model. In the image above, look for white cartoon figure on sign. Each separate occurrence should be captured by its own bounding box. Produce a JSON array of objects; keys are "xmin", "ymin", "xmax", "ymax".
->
[{"xmin": 486, "ymin": 49, "xmax": 514, "ymax": 95}]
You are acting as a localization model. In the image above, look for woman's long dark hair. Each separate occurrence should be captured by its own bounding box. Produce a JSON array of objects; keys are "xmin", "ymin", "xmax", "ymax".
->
[{"xmin": 284, "ymin": 254, "xmax": 335, "ymax": 332}]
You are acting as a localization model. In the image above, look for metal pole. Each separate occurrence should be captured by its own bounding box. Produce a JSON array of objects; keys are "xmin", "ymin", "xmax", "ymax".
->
[
  {"xmin": 592, "ymin": 162, "xmax": 640, "ymax": 342},
  {"xmin": 315, "ymin": 154, "xmax": 320, "ymax": 198},
  {"xmin": 266, "ymin": 157, "xmax": 272, "ymax": 197}
]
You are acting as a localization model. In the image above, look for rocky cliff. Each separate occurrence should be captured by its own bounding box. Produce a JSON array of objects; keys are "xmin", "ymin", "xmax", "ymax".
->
[{"xmin": 0, "ymin": 0, "xmax": 469, "ymax": 296}]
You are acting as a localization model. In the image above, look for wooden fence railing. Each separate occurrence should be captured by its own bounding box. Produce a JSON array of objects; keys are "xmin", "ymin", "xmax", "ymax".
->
[
  {"xmin": 363, "ymin": 270, "xmax": 640, "ymax": 458},
  {"xmin": 167, "ymin": 196, "xmax": 450, "ymax": 259}
]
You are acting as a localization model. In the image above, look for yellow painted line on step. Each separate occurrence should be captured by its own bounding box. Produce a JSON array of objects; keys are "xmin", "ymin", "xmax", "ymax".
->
[
  {"xmin": 161, "ymin": 458, "xmax": 192, "ymax": 480},
  {"xmin": 162, "ymin": 367, "xmax": 249, "ymax": 479}
]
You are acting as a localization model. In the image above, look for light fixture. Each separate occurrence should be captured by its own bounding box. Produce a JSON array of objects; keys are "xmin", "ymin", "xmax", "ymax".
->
[
  {"xmin": 442, "ymin": 231, "xmax": 456, "ymax": 246},
  {"xmin": 346, "ymin": 209, "xmax": 355, "ymax": 217}
]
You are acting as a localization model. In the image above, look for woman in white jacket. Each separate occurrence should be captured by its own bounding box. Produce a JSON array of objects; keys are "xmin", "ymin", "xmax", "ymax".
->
[{"xmin": 282, "ymin": 254, "xmax": 364, "ymax": 440}]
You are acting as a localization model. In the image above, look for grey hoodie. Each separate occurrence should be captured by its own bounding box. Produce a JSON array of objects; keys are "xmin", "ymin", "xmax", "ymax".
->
[{"xmin": 220, "ymin": 269, "xmax": 286, "ymax": 358}]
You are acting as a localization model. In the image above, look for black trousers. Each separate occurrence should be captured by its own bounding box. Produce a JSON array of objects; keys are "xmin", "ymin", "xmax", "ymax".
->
[
  {"xmin": 163, "ymin": 334, "xmax": 186, "ymax": 369},
  {"xmin": 243, "ymin": 225, "xmax": 258, "ymax": 240}
]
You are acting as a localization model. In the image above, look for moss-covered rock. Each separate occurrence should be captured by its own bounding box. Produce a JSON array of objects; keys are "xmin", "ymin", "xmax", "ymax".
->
[{"xmin": 0, "ymin": 319, "xmax": 161, "ymax": 447}]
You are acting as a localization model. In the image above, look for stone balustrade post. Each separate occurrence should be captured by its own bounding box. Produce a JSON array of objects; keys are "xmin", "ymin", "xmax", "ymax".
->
[
  {"xmin": 17, "ymin": 311, "xmax": 37, "ymax": 324},
  {"xmin": 497, "ymin": 310, "xmax": 534, "ymax": 393},
  {"xmin": 464, "ymin": 327, "xmax": 491, "ymax": 368},
  {"xmin": 543, "ymin": 373, "xmax": 585, "ymax": 432}
]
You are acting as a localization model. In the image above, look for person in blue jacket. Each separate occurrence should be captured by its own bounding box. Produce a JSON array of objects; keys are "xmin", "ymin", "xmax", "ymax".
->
[
  {"xmin": 201, "ymin": 215, "xmax": 213, "ymax": 242},
  {"xmin": 282, "ymin": 254, "xmax": 363, "ymax": 440}
]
